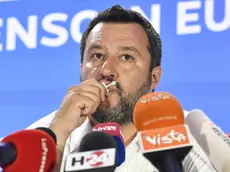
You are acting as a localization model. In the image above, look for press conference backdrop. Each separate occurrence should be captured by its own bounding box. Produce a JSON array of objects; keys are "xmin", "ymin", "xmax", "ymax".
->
[{"xmin": 0, "ymin": 0, "xmax": 230, "ymax": 138}]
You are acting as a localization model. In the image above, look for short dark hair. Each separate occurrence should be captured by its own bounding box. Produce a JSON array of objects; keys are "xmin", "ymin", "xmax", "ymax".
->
[{"xmin": 80, "ymin": 5, "xmax": 162, "ymax": 71}]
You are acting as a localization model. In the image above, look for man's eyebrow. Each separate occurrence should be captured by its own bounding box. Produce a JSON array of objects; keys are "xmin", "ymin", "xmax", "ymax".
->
[
  {"xmin": 87, "ymin": 44, "xmax": 104, "ymax": 52},
  {"xmin": 119, "ymin": 45, "xmax": 141, "ymax": 56}
]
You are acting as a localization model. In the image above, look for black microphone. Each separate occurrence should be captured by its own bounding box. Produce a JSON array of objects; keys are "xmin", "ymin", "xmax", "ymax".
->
[{"xmin": 65, "ymin": 131, "xmax": 117, "ymax": 172}]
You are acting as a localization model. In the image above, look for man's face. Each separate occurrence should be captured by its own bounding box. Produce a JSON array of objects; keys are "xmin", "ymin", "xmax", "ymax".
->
[{"xmin": 81, "ymin": 22, "xmax": 159, "ymax": 124}]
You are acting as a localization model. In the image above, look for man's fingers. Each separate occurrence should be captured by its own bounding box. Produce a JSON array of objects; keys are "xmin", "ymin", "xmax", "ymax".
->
[{"xmin": 81, "ymin": 78, "xmax": 106, "ymax": 101}]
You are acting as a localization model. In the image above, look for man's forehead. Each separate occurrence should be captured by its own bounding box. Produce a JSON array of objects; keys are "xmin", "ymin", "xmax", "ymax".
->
[
  {"xmin": 89, "ymin": 22, "xmax": 147, "ymax": 37},
  {"xmin": 86, "ymin": 22, "xmax": 149, "ymax": 48}
]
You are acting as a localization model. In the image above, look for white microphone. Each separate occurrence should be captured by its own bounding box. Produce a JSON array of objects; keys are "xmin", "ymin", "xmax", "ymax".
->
[{"xmin": 185, "ymin": 109, "xmax": 230, "ymax": 172}]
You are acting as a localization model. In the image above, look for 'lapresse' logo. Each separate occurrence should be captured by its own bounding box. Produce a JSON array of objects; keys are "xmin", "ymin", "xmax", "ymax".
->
[{"xmin": 40, "ymin": 138, "xmax": 48, "ymax": 172}]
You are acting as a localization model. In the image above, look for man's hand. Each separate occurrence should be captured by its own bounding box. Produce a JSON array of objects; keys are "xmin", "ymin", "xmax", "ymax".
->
[
  {"xmin": 50, "ymin": 77, "xmax": 106, "ymax": 139},
  {"xmin": 49, "ymin": 78, "xmax": 106, "ymax": 171}
]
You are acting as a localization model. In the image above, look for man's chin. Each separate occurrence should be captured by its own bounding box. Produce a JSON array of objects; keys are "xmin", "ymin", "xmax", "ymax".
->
[
  {"xmin": 98, "ymin": 100, "xmax": 118, "ymax": 111},
  {"xmin": 104, "ymin": 92, "xmax": 121, "ymax": 107}
]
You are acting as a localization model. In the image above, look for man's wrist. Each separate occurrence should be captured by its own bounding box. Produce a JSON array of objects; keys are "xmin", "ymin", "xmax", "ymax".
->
[{"xmin": 49, "ymin": 124, "xmax": 70, "ymax": 147}]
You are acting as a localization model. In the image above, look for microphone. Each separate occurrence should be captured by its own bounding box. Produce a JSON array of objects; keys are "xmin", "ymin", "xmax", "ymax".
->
[
  {"xmin": 133, "ymin": 92, "xmax": 193, "ymax": 172},
  {"xmin": 0, "ymin": 127, "xmax": 57, "ymax": 172},
  {"xmin": 185, "ymin": 109, "xmax": 230, "ymax": 172},
  {"xmin": 93, "ymin": 122, "xmax": 125, "ymax": 166},
  {"xmin": 65, "ymin": 131, "xmax": 117, "ymax": 172},
  {"xmin": 227, "ymin": 134, "xmax": 230, "ymax": 139}
]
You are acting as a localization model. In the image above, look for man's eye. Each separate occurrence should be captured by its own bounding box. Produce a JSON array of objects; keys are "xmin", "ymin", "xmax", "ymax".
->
[
  {"xmin": 92, "ymin": 53, "xmax": 104, "ymax": 59},
  {"xmin": 120, "ymin": 54, "xmax": 134, "ymax": 61}
]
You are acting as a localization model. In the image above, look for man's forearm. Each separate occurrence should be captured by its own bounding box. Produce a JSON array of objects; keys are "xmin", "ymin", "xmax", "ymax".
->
[
  {"xmin": 54, "ymin": 144, "xmax": 66, "ymax": 172},
  {"xmin": 49, "ymin": 125, "xmax": 69, "ymax": 172}
]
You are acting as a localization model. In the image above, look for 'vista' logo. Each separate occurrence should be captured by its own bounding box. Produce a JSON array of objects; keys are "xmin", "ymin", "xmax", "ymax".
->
[
  {"xmin": 139, "ymin": 125, "xmax": 191, "ymax": 152},
  {"xmin": 143, "ymin": 129, "xmax": 186, "ymax": 145}
]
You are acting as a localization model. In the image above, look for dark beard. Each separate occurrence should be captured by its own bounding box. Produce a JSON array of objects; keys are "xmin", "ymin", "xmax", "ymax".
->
[{"xmin": 92, "ymin": 77, "xmax": 151, "ymax": 124}]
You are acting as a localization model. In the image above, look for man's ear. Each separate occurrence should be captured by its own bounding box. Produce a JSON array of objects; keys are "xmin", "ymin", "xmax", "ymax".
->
[
  {"xmin": 80, "ymin": 63, "xmax": 83, "ymax": 82},
  {"xmin": 150, "ymin": 66, "xmax": 162, "ymax": 90}
]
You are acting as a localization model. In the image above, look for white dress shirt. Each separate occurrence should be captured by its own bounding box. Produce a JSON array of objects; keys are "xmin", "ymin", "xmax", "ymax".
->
[{"xmin": 26, "ymin": 110, "xmax": 217, "ymax": 172}]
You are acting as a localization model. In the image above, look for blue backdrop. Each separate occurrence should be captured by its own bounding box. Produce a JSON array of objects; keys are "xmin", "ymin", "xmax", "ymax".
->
[{"xmin": 0, "ymin": 0, "xmax": 230, "ymax": 138}]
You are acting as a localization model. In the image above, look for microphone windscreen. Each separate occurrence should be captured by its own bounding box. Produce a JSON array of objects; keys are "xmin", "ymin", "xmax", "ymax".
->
[
  {"xmin": 133, "ymin": 92, "xmax": 184, "ymax": 131},
  {"xmin": 185, "ymin": 109, "xmax": 230, "ymax": 172},
  {"xmin": 93, "ymin": 122, "xmax": 125, "ymax": 166},
  {"xmin": 110, "ymin": 136, "xmax": 125, "ymax": 166},
  {"xmin": 65, "ymin": 131, "xmax": 116, "ymax": 172},
  {"xmin": 93, "ymin": 122, "xmax": 124, "ymax": 143},
  {"xmin": 1, "ymin": 129, "xmax": 56, "ymax": 172},
  {"xmin": 79, "ymin": 131, "xmax": 116, "ymax": 152},
  {"xmin": 227, "ymin": 134, "xmax": 230, "ymax": 139}
]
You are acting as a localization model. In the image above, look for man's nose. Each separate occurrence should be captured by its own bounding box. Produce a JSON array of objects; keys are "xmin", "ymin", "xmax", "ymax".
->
[{"xmin": 100, "ymin": 58, "xmax": 118, "ymax": 79}]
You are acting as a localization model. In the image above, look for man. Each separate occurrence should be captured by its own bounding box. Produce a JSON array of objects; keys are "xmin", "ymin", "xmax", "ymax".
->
[{"xmin": 27, "ymin": 5, "xmax": 217, "ymax": 172}]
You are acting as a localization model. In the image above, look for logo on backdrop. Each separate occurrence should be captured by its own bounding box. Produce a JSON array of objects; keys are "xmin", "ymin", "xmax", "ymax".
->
[{"xmin": 0, "ymin": 0, "xmax": 229, "ymax": 52}]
